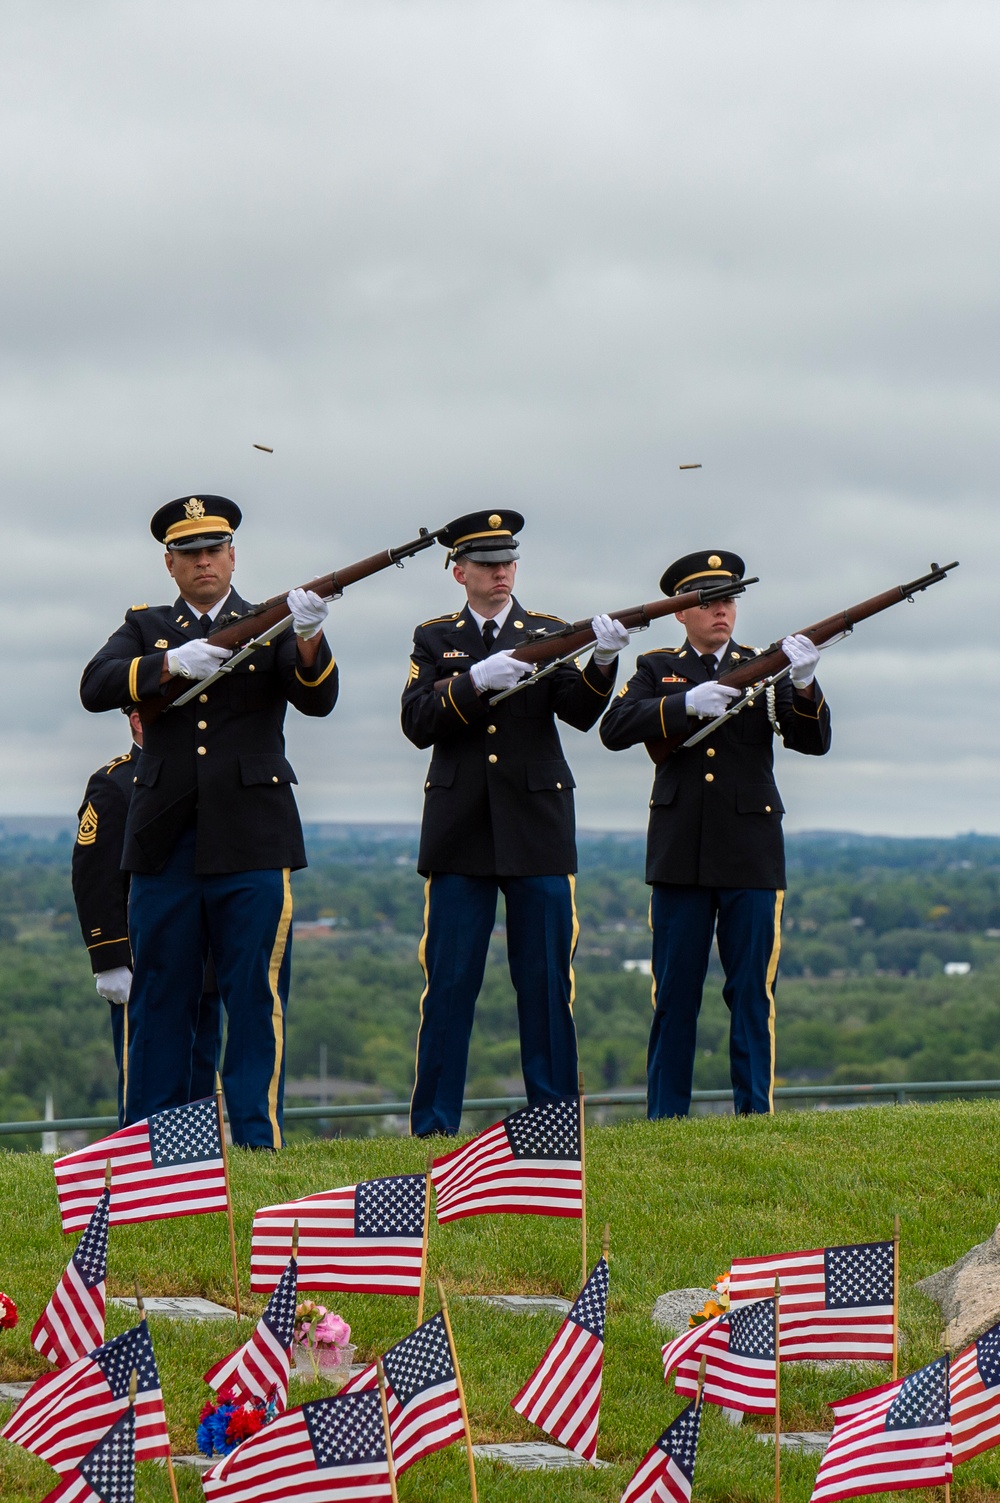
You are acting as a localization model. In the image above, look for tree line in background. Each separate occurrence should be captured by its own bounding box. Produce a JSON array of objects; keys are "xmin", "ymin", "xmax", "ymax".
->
[{"xmin": 1, "ymin": 826, "xmax": 999, "ymax": 1137}]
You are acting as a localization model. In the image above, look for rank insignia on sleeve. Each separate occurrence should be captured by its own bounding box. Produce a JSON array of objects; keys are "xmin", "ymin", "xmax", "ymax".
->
[
  {"xmin": 616, "ymin": 684, "xmax": 628, "ymax": 698},
  {"xmin": 442, "ymin": 651, "xmax": 468, "ymax": 659},
  {"xmin": 407, "ymin": 659, "xmax": 420, "ymax": 685},
  {"xmin": 77, "ymin": 802, "xmax": 99, "ymax": 846},
  {"xmin": 155, "ymin": 638, "xmax": 168, "ymax": 648}
]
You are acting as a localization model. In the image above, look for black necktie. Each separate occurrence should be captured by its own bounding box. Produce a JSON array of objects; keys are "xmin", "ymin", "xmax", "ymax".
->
[
  {"xmin": 482, "ymin": 619, "xmax": 498, "ymax": 651},
  {"xmin": 199, "ymin": 613, "xmax": 214, "ymax": 637},
  {"xmin": 700, "ymin": 652, "xmax": 717, "ymax": 678}
]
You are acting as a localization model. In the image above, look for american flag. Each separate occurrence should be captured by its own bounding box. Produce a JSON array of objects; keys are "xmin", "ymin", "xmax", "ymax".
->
[
  {"xmin": 621, "ymin": 1400, "xmax": 702, "ymax": 1503},
  {"xmin": 39, "ymin": 1405, "xmax": 135, "ymax": 1503},
  {"xmin": 2, "ymin": 1319, "xmax": 170, "ymax": 1472},
  {"xmin": 342, "ymin": 1313, "xmax": 465, "ymax": 1473},
  {"xmin": 32, "ymin": 1187, "xmax": 109, "ymax": 1367},
  {"xmin": 950, "ymin": 1320, "xmax": 1000, "ymax": 1464},
  {"xmin": 202, "ymin": 1391, "xmax": 393, "ymax": 1502},
  {"xmin": 511, "ymin": 1255, "xmax": 607, "ymax": 1462},
  {"xmin": 54, "ymin": 1098, "xmax": 228, "ymax": 1233},
  {"xmin": 730, "ymin": 1242, "xmax": 895, "ymax": 1361},
  {"xmin": 251, "ymin": 1175, "xmax": 426, "ymax": 1295},
  {"xmin": 431, "ymin": 1097, "xmax": 582, "ymax": 1223},
  {"xmin": 205, "ymin": 1255, "xmax": 298, "ymax": 1412},
  {"xmin": 666, "ymin": 1299, "xmax": 777, "ymax": 1414},
  {"xmin": 811, "ymin": 1356, "xmax": 952, "ymax": 1502}
]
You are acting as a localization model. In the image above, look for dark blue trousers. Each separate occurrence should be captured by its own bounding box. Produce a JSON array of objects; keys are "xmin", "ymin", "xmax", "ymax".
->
[
  {"xmin": 108, "ymin": 988, "xmax": 221, "ymax": 1127},
  {"xmin": 409, "ymin": 873, "xmax": 579, "ymax": 1137},
  {"xmin": 648, "ymin": 884, "xmax": 783, "ymax": 1119},
  {"xmin": 126, "ymin": 828, "xmax": 292, "ymax": 1149}
]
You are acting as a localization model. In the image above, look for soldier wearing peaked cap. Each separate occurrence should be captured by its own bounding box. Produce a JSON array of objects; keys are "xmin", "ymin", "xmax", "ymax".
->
[
  {"xmin": 600, "ymin": 549, "xmax": 831, "ymax": 1119},
  {"xmin": 71, "ymin": 704, "xmax": 223, "ymax": 1124},
  {"xmin": 80, "ymin": 494, "xmax": 338, "ymax": 1148},
  {"xmin": 401, "ymin": 509, "xmax": 630, "ymax": 1137}
]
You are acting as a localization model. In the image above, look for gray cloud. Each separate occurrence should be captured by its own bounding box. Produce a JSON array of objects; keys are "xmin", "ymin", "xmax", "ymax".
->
[{"xmin": 0, "ymin": 0, "xmax": 995, "ymax": 834}]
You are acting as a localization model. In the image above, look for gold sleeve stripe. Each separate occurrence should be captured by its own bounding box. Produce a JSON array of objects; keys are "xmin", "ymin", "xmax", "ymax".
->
[
  {"xmin": 793, "ymin": 693, "xmax": 825, "ymax": 718},
  {"xmin": 77, "ymin": 802, "xmax": 99, "ymax": 845},
  {"xmin": 659, "ymin": 698, "xmax": 667, "ymax": 738},
  {"xmin": 86, "ymin": 935, "xmax": 129, "ymax": 951},
  {"xmin": 295, "ymin": 655, "xmax": 337, "ymax": 687},
  {"xmin": 447, "ymin": 679, "xmax": 468, "ymax": 724},
  {"xmin": 128, "ymin": 657, "xmax": 141, "ymax": 702}
]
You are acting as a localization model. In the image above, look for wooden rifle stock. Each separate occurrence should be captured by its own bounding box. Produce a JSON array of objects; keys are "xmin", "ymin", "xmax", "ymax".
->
[
  {"xmin": 643, "ymin": 560, "xmax": 959, "ymax": 765},
  {"xmin": 432, "ymin": 578, "xmax": 756, "ymax": 693},
  {"xmin": 138, "ymin": 527, "xmax": 441, "ymax": 723}
]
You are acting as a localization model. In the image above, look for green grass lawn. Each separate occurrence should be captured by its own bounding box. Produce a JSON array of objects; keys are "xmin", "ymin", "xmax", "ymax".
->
[{"xmin": 1, "ymin": 1104, "xmax": 999, "ymax": 1501}]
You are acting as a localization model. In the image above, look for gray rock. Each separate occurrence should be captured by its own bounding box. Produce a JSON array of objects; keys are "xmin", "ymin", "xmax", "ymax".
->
[
  {"xmin": 651, "ymin": 1288, "xmax": 714, "ymax": 1334},
  {"xmin": 473, "ymin": 1441, "xmax": 611, "ymax": 1470},
  {"xmin": 756, "ymin": 1432, "xmax": 832, "ymax": 1454},
  {"xmin": 110, "ymin": 1295, "xmax": 241, "ymax": 1322},
  {"xmin": 915, "ymin": 1224, "xmax": 1000, "ymax": 1348},
  {"xmin": 0, "ymin": 1382, "xmax": 31, "ymax": 1403},
  {"xmin": 171, "ymin": 1456, "xmax": 213, "ymax": 1471},
  {"xmin": 462, "ymin": 1294, "xmax": 573, "ymax": 1315}
]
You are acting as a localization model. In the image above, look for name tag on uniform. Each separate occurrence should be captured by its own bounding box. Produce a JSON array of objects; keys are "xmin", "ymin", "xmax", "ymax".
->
[{"xmin": 442, "ymin": 651, "xmax": 469, "ymax": 658}]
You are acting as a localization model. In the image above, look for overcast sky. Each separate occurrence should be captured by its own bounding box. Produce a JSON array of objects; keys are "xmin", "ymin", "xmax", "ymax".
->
[{"xmin": 0, "ymin": 1, "xmax": 996, "ymax": 836}]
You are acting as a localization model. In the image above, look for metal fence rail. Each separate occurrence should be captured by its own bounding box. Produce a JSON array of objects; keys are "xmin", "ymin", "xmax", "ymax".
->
[{"xmin": 2, "ymin": 1078, "xmax": 1000, "ymax": 1139}]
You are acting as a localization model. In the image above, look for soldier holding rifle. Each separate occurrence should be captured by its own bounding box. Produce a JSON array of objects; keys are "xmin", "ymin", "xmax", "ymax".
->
[
  {"xmin": 600, "ymin": 550, "xmax": 832, "ymax": 1120},
  {"xmin": 80, "ymin": 496, "xmax": 337, "ymax": 1149},
  {"xmin": 401, "ymin": 509, "xmax": 629, "ymax": 1137}
]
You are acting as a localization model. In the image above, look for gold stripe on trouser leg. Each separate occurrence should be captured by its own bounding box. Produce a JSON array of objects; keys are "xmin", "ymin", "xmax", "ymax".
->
[
  {"xmin": 408, "ymin": 876, "xmax": 433, "ymax": 1134},
  {"xmin": 122, "ymin": 999, "xmax": 129, "ymax": 1103},
  {"xmin": 567, "ymin": 874, "xmax": 580, "ymax": 1011},
  {"xmin": 648, "ymin": 895, "xmax": 656, "ymax": 1010},
  {"xmin": 266, "ymin": 869, "xmax": 293, "ymax": 1150},
  {"xmin": 765, "ymin": 890, "xmax": 785, "ymax": 1114}
]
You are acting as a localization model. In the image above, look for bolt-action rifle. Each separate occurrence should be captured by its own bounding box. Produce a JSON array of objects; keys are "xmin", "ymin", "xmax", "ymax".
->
[
  {"xmin": 434, "ymin": 576, "xmax": 758, "ymax": 701},
  {"xmin": 643, "ymin": 560, "xmax": 959, "ymax": 765},
  {"xmin": 138, "ymin": 526, "xmax": 444, "ymax": 724}
]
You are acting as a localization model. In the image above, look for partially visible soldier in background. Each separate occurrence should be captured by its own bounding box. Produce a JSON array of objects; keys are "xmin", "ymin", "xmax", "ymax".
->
[{"xmin": 72, "ymin": 705, "xmax": 223, "ymax": 1124}]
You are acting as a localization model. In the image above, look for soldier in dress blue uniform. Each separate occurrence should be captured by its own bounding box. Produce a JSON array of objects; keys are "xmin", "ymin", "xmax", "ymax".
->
[
  {"xmin": 80, "ymin": 496, "xmax": 338, "ymax": 1148},
  {"xmin": 600, "ymin": 550, "xmax": 831, "ymax": 1119},
  {"xmin": 71, "ymin": 705, "xmax": 223, "ymax": 1125},
  {"xmin": 401, "ymin": 509, "xmax": 630, "ymax": 1137}
]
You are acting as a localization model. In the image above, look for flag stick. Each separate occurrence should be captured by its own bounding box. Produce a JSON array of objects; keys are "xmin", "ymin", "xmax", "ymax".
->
[
  {"xmin": 417, "ymin": 1152, "xmax": 433, "ymax": 1326},
  {"xmin": 134, "ymin": 1280, "xmax": 145, "ymax": 1320},
  {"xmin": 437, "ymin": 1279, "xmax": 479, "ymax": 1503},
  {"xmin": 377, "ymin": 1357, "xmax": 400, "ymax": 1503},
  {"xmin": 134, "ymin": 1304, "xmax": 179, "ymax": 1503},
  {"xmin": 602, "ymin": 1222, "xmax": 610, "ymax": 1261},
  {"xmin": 943, "ymin": 1348, "xmax": 951, "ymax": 1503},
  {"xmin": 105, "ymin": 1158, "xmax": 112, "ymax": 1190},
  {"xmin": 166, "ymin": 1455, "xmax": 180, "ymax": 1503},
  {"xmin": 774, "ymin": 1276, "xmax": 781, "ymax": 1503},
  {"xmin": 579, "ymin": 1070, "xmax": 588, "ymax": 1291},
  {"xmin": 215, "ymin": 1072, "xmax": 242, "ymax": 1319},
  {"xmin": 892, "ymin": 1212, "xmax": 901, "ymax": 1380},
  {"xmin": 695, "ymin": 1353, "xmax": 707, "ymax": 1410}
]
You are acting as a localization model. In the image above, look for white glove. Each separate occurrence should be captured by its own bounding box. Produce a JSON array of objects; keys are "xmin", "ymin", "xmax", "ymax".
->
[
  {"xmin": 685, "ymin": 680, "xmax": 740, "ymax": 718},
  {"xmin": 782, "ymin": 633, "xmax": 820, "ymax": 689},
  {"xmin": 166, "ymin": 640, "xmax": 232, "ymax": 680},
  {"xmin": 95, "ymin": 967, "xmax": 131, "ymax": 1005},
  {"xmin": 591, "ymin": 614, "xmax": 630, "ymax": 665},
  {"xmin": 287, "ymin": 587, "xmax": 329, "ymax": 640},
  {"xmin": 470, "ymin": 651, "xmax": 534, "ymax": 693}
]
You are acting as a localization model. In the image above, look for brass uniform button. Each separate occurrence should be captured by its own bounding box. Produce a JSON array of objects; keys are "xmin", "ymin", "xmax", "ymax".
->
[
  {"xmin": 199, "ymin": 693, "xmax": 208, "ymax": 703},
  {"xmin": 248, "ymin": 663, "xmax": 255, "ymax": 672},
  {"xmin": 704, "ymin": 772, "xmax": 714, "ymax": 782},
  {"xmin": 487, "ymin": 724, "xmax": 497, "ymax": 734},
  {"xmin": 765, "ymin": 804, "xmax": 772, "ymax": 813},
  {"xmin": 197, "ymin": 746, "xmax": 207, "ymax": 756},
  {"xmin": 198, "ymin": 720, "xmax": 207, "ymax": 730},
  {"xmin": 706, "ymin": 747, "xmax": 715, "ymax": 758},
  {"xmin": 133, "ymin": 776, "xmax": 138, "ymax": 783},
  {"xmin": 556, "ymin": 782, "xmax": 562, "ymax": 789},
  {"xmin": 272, "ymin": 776, "xmax": 279, "ymax": 783},
  {"xmin": 488, "ymin": 754, "xmax": 498, "ymax": 764},
  {"xmin": 513, "ymin": 620, "xmax": 524, "ymax": 629}
]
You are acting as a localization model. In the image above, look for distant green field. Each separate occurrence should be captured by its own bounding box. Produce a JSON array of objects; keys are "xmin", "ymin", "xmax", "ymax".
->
[{"xmin": 1, "ymin": 1103, "xmax": 999, "ymax": 1500}]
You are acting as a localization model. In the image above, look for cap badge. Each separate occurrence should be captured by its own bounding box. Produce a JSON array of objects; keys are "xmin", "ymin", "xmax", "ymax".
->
[
  {"xmin": 184, "ymin": 497, "xmax": 206, "ymax": 519},
  {"xmin": 708, "ymin": 554, "xmax": 722, "ymax": 568},
  {"xmin": 488, "ymin": 514, "xmax": 502, "ymax": 529}
]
